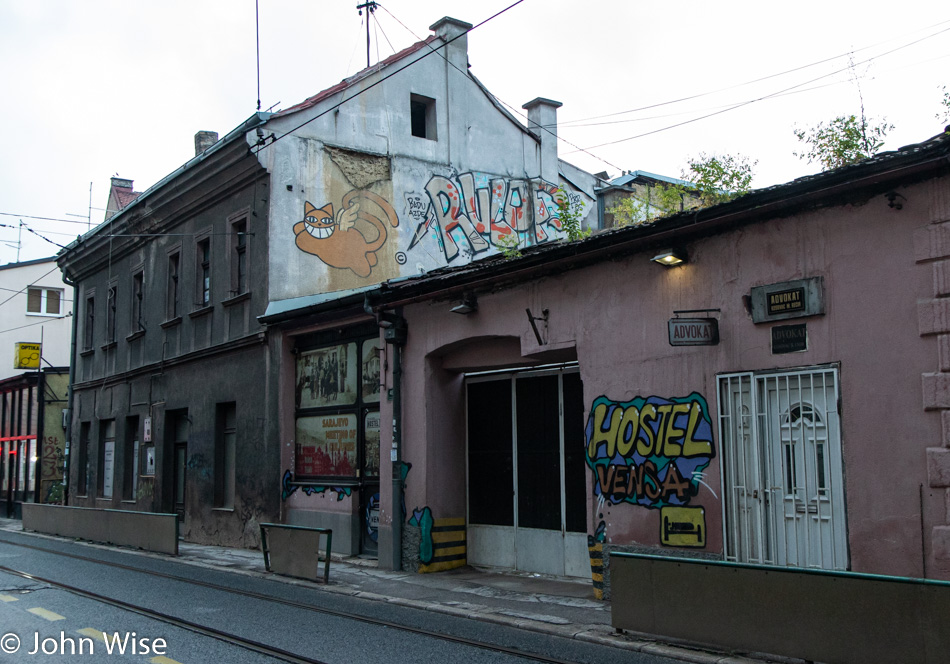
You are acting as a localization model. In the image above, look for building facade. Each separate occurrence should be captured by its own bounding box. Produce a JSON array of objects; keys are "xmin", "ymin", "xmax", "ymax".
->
[
  {"xmin": 57, "ymin": 16, "xmax": 598, "ymax": 555},
  {"xmin": 365, "ymin": 129, "xmax": 950, "ymax": 585}
]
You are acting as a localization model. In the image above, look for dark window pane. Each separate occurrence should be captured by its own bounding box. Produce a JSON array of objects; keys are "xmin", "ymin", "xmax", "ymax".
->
[
  {"xmin": 467, "ymin": 379, "xmax": 513, "ymax": 526},
  {"xmin": 516, "ymin": 375, "xmax": 561, "ymax": 531},
  {"xmin": 562, "ymin": 372, "xmax": 587, "ymax": 533},
  {"xmin": 27, "ymin": 288, "xmax": 41, "ymax": 313},
  {"xmin": 46, "ymin": 289, "xmax": 60, "ymax": 314}
]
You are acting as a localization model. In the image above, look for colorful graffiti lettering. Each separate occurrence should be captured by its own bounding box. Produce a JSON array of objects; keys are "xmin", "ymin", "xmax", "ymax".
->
[
  {"xmin": 280, "ymin": 469, "xmax": 352, "ymax": 502},
  {"xmin": 407, "ymin": 173, "xmax": 587, "ymax": 263},
  {"xmin": 293, "ymin": 190, "xmax": 399, "ymax": 277},
  {"xmin": 585, "ymin": 393, "xmax": 715, "ymax": 508}
]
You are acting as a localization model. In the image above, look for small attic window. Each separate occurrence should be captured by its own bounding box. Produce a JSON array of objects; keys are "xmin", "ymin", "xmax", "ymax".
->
[{"xmin": 410, "ymin": 94, "xmax": 436, "ymax": 140}]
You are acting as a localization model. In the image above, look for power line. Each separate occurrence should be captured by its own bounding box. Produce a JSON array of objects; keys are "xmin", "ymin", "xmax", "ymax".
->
[
  {"xmin": 0, "ymin": 263, "xmax": 64, "ymax": 310},
  {"xmin": 0, "ymin": 312, "xmax": 72, "ymax": 336},
  {"xmin": 0, "ymin": 211, "xmax": 92, "ymax": 226},
  {"xmin": 256, "ymin": 0, "xmax": 526, "ymax": 153},
  {"xmin": 575, "ymin": 25, "xmax": 950, "ymax": 153},
  {"xmin": 556, "ymin": 18, "xmax": 950, "ymax": 129}
]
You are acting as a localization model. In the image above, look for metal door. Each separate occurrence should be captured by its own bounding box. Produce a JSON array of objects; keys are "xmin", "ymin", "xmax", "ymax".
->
[{"xmin": 719, "ymin": 367, "xmax": 847, "ymax": 570}]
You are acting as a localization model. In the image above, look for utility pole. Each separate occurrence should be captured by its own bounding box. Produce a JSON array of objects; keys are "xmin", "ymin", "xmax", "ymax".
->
[{"xmin": 356, "ymin": 1, "xmax": 377, "ymax": 68}]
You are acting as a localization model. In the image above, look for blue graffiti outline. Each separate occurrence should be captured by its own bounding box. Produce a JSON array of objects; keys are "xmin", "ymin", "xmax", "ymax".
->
[{"xmin": 281, "ymin": 469, "xmax": 352, "ymax": 502}]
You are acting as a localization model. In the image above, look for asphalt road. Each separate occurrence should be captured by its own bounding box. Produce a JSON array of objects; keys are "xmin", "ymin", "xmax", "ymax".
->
[{"xmin": 0, "ymin": 530, "xmax": 683, "ymax": 664}]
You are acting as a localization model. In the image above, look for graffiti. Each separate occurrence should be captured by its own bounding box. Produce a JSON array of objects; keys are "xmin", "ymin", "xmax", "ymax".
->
[
  {"xmin": 136, "ymin": 478, "xmax": 155, "ymax": 501},
  {"xmin": 588, "ymin": 519, "xmax": 607, "ymax": 547},
  {"xmin": 41, "ymin": 435, "xmax": 65, "ymax": 482},
  {"xmin": 366, "ymin": 493, "xmax": 380, "ymax": 542},
  {"xmin": 588, "ymin": 519, "xmax": 607, "ymax": 600},
  {"xmin": 407, "ymin": 173, "xmax": 585, "ymax": 263},
  {"xmin": 293, "ymin": 190, "xmax": 399, "ymax": 277},
  {"xmin": 44, "ymin": 481, "xmax": 64, "ymax": 504},
  {"xmin": 280, "ymin": 469, "xmax": 352, "ymax": 502},
  {"xmin": 585, "ymin": 393, "xmax": 715, "ymax": 508},
  {"xmin": 186, "ymin": 453, "xmax": 212, "ymax": 480},
  {"xmin": 661, "ymin": 506, "xmax": 706, "ymax": 548},
  {"xmin": 409, "ymin": 506, "xmax": 435, "ymax": 564}
]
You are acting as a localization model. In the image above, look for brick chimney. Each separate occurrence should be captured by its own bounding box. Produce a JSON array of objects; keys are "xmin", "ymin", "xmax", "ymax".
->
[
  {"xmin": 522, "ymin": 98, "xmax": 562, "ymax": 185},
  {"xmin": 194, "ymin": 130, "xmax": 219, "ymax": 156}
]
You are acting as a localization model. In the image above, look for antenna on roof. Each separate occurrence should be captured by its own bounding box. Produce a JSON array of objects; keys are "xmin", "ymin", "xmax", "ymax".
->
[
  {"xmin": 255, "ymin": 0, "xmax": 262, "ymax": 111},
  {"xmin": 357, "ymin": 2, "xmax": 378, "ymax": 68}
]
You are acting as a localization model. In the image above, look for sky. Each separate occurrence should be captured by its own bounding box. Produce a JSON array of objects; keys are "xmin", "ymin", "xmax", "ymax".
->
[{"xmin": 1, "ymin": 0, "xmax": 948, "ymax": 265}]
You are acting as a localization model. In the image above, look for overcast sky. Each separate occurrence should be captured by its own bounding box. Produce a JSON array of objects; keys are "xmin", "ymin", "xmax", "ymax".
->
[{"xmin": 1, "ymin": 0, "xmax": 947, "ymax": 265}]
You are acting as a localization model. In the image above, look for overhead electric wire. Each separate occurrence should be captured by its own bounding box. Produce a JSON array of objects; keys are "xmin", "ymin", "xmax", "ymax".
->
[
  {"xmin": 555, "ymin": 17, "xmax": 950, "ymax": 129},
  {"xmin": 575, "ymin": 24, "xmax": 950, "ymax": 153},
  {"xmin": 375, "ymin": 4, "xmax": 623, "ymax": 174},
  {"xmin": 0, "ymin": 313, "xmax": 72, "ymax": 336},
  {"xmin": 255, "ymin": 0, "xmax": 526, "ymax": 153},
  {"xmin": 0, "ymin": 263, "xmax": 63, "ymax": 310}
]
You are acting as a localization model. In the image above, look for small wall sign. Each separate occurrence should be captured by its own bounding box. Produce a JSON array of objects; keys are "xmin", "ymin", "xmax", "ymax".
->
[
  {"xmin": 750, "ymin": 277, "xmax": 824, "ymax": 323},
  {"xmin": 14, "ymin": 342, "xmax": 41, "ymax": 369},
  {"xmin": 668, "ymin": 318, "xmax": 719, "ymax": 346},
  {"xmin": 772, "ymin": 323, "xmax": 808, "ymax": 354}
]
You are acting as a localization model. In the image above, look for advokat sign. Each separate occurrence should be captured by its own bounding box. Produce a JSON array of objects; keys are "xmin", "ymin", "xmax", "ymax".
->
[{"xmin": 668, "ymin": 318, "xmax": 719, "ymax": 346}]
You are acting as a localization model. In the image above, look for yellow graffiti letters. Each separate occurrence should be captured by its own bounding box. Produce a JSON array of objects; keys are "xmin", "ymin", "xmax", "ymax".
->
[
  {"xmin": 636, "ymin": 404, "xmax": 658, "ymax": 457},
  {"xmin": 587, "ymin": 403, "xmax": 622, "ymax": 459},
  {"xmin": 682, "ymin": 402, "xmax": 713, "ymax": 457},
  {"xmin": 590, "ymin": 400, "xmax": 711, "ymax": 461}
]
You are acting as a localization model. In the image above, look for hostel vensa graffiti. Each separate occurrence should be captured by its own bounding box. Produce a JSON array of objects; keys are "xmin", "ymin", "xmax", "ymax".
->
[
  {"xmin": 405, "ymin": 172, "xmax": 574, "ymax": 263},
  {"xmin": 585, "ymin": 393, "xmax": 715, "ymax": 508}
]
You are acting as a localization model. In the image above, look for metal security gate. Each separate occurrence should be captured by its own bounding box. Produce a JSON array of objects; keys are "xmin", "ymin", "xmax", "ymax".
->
[
  {"xmin": 718, "ymin": 367, "xmax": 847, "ymax": 570},
  {"xmin": 465, "ymin": 366, "xmax": 588, "ymax": 578}
]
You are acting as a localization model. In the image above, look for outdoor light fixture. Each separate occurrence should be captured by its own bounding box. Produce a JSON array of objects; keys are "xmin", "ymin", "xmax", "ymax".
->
[
  {"xmin": 450, "ymin": 293, "xmax": 477, "ymax": 315},
  {"xmin": 651, "ymin": 248, "xmax": 688, "ymax": 267}
]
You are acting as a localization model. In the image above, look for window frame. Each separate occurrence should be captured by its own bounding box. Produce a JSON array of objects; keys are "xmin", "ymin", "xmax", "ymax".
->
[
  {"xmin": 82, "ymin": 290, "xmax": 96, "ymax": 351},
  {"xmin": 228, "ymin": 210, "xmax": 250, "ymax": 297},
  {"xmin": 410, "ymin": 93, "xmax": 437, "ymax": 140},
  {"xmin": 130, "ymin": 267, "xmax": 145, "ymax": 332},
  {"xmin": 166, "ymin": 247, "xmax": 181, "ymax": 321},
  {"xmin": 195, "ymin": 231, "xmax": 212, "ymax": 308},
  {"xmin": 26, "ymin": 287, "xmax": 64, "ymax": 317}
]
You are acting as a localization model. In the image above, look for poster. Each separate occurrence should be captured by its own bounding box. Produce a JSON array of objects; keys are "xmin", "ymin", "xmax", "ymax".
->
[
  {"xmin": 362, "ymin": 339, "xmax": 382, "ymax": 402},
  {"xmin": 364, "ymin": 410, "xmax": 380, "ymax": 477},
  {"xmin": 102, "ymin": 440, "xmax": 115, "ymax": 498},
  {"xmin": 296, "ymin": 343, "xmax": 357, "ymax": 409},
  {"xmin": 295, "ymin": 413, "xmax": 357, "ymax": 477}
]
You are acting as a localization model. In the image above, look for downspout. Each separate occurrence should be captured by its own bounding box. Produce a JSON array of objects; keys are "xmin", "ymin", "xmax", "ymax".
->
[
  {"xmin": 61, "ymin": 269, "xmax": 79, "ymax": 506},
  {"xmin": 365, "ymin": 296, "xmax": 407, "ymax": 570}
]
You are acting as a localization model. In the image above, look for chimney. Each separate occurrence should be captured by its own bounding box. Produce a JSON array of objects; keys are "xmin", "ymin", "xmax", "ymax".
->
[
  {"xmin": 104, "ymin": 177, "xmax": 139, "ymax": 221},
  {"xmin": 194, "ymin": 130, "xmax": 219, "ymax": 156},
  {"xmin": 522, "ymin": 98, "xmax": 562, "ymax": 185},
  {"xmin": 429, "ymin": 17, "xmax": 472, "ymax": 71}
]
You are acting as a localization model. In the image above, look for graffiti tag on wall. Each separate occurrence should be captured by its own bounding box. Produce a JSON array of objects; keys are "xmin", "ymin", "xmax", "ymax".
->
[
  {"xmin": 585, "ymin": 393, "xmax": 714, "ymax": 508},
  {"xmin": 407, "ymin": 173, "xmax": 583, "ymax": 263}
]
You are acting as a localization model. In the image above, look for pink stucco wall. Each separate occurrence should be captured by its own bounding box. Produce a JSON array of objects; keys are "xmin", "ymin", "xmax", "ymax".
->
[{"xmin": 394, "ymin": 180, "xmax": 946, "ymax": 579}]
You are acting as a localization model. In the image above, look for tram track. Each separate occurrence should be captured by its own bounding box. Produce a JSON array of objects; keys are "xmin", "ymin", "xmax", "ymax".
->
[{"xmin": 0, "ymin": 534, "xmax": 590, "ymax": 664}]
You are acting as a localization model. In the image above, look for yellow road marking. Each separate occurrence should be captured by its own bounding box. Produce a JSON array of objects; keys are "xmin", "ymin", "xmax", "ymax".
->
[
  {"xmin": 0, "ymin": 594, "xmax": 19, "ymax": 602},
  {"xmin": 150, "ymin": 657, "xmax": 183, "ymax": 664},
  {"xmin": 76, "ymin": 628, "xmax": 106, "ymax": 642},
  {"xmin": 27, "ymin": 607, "xmax": 65, "ymax": 621}
]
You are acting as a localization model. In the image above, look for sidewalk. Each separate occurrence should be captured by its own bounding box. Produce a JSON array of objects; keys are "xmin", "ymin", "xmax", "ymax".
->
[{"xmin": 0, "ymin": 519, "xmax": 777, "ymax": 664}]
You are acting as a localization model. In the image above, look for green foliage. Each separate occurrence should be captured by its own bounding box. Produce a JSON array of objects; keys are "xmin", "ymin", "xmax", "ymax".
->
[
  {"xmin": 606, "ymin": 153, "xmax": 755, "ymax": 227},
  {"xmin": 793, "ymin": 114, "xmax": 894, "ymax": 171},
  {"xmin": 554, "ymin": 187, "xmax": 591, "ymax": 241},
  {"xmin": 496, "ymin": 231, "xmax": 522, "ymax": 259},
  {"xmin": 938, "ymin": 85, "xmax": 950, "ymax": 126},
  {"xmin": 685, "ymin": 153, "xmax": 755, "ymax": 206}
]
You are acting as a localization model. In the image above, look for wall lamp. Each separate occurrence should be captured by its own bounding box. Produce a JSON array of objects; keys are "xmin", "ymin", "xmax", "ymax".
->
[
  {"xmin": 450, "ymin": 293, "xmax": 478, "ymax": 315},
  {"xmin": 651, "ymin": 248, "xmax": 688, "ymax": 267}
]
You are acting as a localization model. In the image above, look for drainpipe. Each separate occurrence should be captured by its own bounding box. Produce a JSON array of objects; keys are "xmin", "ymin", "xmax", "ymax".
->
[
  {"xmin": 365, "ymin": 296, "xmax": 407, "ymax": 570},
  {"xmin": 61, "ymin": 270, "xmax": 78, "ymax": 506}
]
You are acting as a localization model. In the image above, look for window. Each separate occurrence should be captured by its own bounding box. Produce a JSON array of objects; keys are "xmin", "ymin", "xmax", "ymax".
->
[
  {"xmin": 106, "ymin": 285, "xmax": 117, "ymax": 343},
  {"xmin": 214, "ymin": 402, "xmax": 236, "ymax": 509},
  {"xmin": 83, "ymin": 295, "xmax": 95, "ymax": 350},
  {"xmin": 77, "ymin": 422, "xmax": 91, "ymax": 496},
  {"xmin": 131, "ymin": 271, "xmax": 144, "ymax": 331},
  {"xmin": 99, "ymin": 419, "xmax": 116, "ymax": 499},
  {"xmin": 231, "ymin": 219, "xmax": 248, "ymax": 295},
  {"xmin": 410, "ymin": 94, "xmax": 437, "ymax": 140},
  {"xmin": 196, "ymin": 238, "xmax": 211, "ymax": 306},
  {"xmin": 26, "ymin": 287, "xmax": 63, "ymax": 316},
  {"xmin": 122, "ymin": 416, "xmax": 139, "ymax": 501},
  {"xmin": 167, "ymin": 251, "xmax": 180, "ymax": 319}
]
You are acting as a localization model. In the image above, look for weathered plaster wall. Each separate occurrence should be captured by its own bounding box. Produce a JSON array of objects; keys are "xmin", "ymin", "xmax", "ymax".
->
[{"xmin": 395, "ymin": 181, "xmax": 944, "ymax": 579}]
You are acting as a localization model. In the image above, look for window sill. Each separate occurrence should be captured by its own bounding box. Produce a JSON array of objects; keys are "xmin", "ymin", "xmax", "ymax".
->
[
  {"xmin": 212, "ymin": 507, "xmax": 235, "ymax": 513},
  {"xmin": 79, "ymin": 348, "xmax": 94, "ymax": 358},
  {"xmin": 189, "ymin": 305, "xmax": 214, "ymax": 319},
  {"xmin": 222, "ymin": 291, "xmax": 251, "ymax": 307},
  {"xmin": 121, "ymin": 500, "xmax": 136, "ymax": 505},
  {"xmin": 161, "ymin": 316, "xmax": 182, "ymax": 329},
  {"xmin": 26, "ymin": 312, "xmax": 67, "ymax": 318},
  {"xmin": 125, "ymin": 329, "xmax": 146, "ymax": 342},
  {"xmin": 100, "ymin": 341, "xmax": 118, "ymax": 351}
]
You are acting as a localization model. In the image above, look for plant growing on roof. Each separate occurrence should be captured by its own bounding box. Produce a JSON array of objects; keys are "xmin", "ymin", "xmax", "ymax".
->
[
  {"xmin": 554, "ymin": 187, "xmax": 591, "ymax": 241},
  {"xmin": 496, "ymin": 231, "xmax": 522, "ymax": 259},
  {"xmin": 793, "ymin": 114, "xmax": 893, "ymax": 171}
]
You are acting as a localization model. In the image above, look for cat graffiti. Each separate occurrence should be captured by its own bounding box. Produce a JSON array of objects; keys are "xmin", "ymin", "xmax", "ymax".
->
[
  {"xmin": 585, "ymin": 393, "xmax": 715, "ymax": 508},
  {"xmin": 294, "ymin": 190, "xmax": 399, "ymax": 277},
  {"xmin": 408, "ymin": 173, "xmax": 579, "ymax": 263}
]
